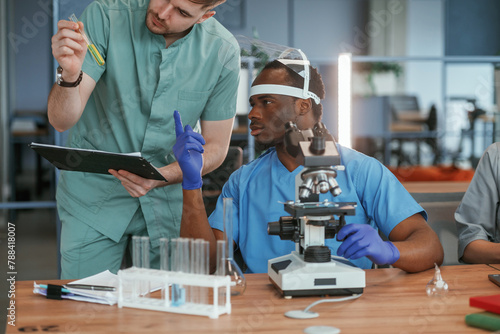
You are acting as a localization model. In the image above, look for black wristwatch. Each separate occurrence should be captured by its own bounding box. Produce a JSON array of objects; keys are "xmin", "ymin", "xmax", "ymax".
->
[{"xmin": 56, "ymin": 66, "xmax": 83, "ymax": 87}]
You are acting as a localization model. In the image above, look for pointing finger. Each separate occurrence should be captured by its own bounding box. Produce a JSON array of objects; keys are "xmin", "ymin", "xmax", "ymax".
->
[{"xmin": 174, "ymin": 110, "xmax": 183, "ymax": 137}]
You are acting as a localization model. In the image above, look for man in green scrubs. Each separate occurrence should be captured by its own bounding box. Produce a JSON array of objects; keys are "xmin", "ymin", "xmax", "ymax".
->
[{"xmin": 48, "ymin": 0, "xmax": 239, "ymax": 279}]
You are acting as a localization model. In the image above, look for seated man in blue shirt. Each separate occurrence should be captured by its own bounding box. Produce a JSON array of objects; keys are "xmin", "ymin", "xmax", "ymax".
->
[{"xmin": 174, "ymin": 59, "xmax": 444, "ymax": 274}]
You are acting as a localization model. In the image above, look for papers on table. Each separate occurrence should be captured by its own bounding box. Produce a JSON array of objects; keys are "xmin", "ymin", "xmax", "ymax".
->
[
  {"xmin": 34, "ymin": 270, "xmax": 163, "ymax": 306},
  {"xmin": 34, "ymin": 270, "xmax": 119, "ymax": 305}
]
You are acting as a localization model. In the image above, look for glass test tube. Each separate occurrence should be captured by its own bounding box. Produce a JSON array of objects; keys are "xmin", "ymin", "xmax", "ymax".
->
[
  {"xmin": 131, "ymin": 235, "xmax": 150, "ymax": 297},
  {"xmin": 160, "ymin": 238, "xmax": 169, "ymax": 271},
  {"xmin": 69, "ymin": 13, "xmax": 105, "ymax": 66},
  {"xmin": 190, "ymin": 239, "xmax": 209, "ymax": 304},
  {"xmin": 216, "ymin": 239, "xmax": 226, "ymax": 276},
  {"xmin": 132, "ymin": 235, "xmax": 150, "ymax": 268},
  {"xmin": 171, "ymin": 238, "xmax": 188, "ymax": 306},
  {"xmin": 191, "ymin": 239, "xmax": 208, "ymax": 274},
  {"xmin": 190, "ymin": 240, "xmax": 199, "ymax": 304},
  {"xmin": 181, "ymin": 238, "xmax": 190, "ymax": 273},
  {"xmin": 132, "ymin": 236, "xmax": 142, "ymax": 268},
  {"xmin": 170, "ymin": 238, "xmax": 180, "ymax": 272},
  {"xmin": 200, "ymin": 239, "xmax": 209, "ymax": 276},
  {"xmin": 222, "ymin": 198, "xmax": 246, "ymax": 296},
  {"xmin": 159, "ymin": 238, "xmax": 169, "ymax": 302},
  {"xmin": 201, "ymin": 239, "xmax": 210, "ymax": 304},
  {"xmin": 141, "ymin": 236, "xmax": 150, "ymax": 269},
  {"xmin": 223, "ymin": 198, "xmax": 233, "ymax": 258},
  {"xmin": 216, "ymin": 239, "xmax": 227, "ymax": 306}
]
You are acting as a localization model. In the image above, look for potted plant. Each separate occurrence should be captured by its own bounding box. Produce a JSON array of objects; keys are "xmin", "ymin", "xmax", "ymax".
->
[{"xmin": 356, "ymin": 62, "xmax": 403, "ymax": 96}]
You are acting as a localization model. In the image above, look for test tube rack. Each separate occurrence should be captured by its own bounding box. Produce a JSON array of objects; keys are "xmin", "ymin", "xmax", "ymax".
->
[{"xmin": 117, "ymin": 267, "xmax": 231, "ymax": 319}]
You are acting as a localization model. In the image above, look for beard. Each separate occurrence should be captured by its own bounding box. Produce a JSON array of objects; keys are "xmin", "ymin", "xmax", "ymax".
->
[
  {"xmin": 254, "ymin": 131, "xmax": 285, "ymax": 152},
  {"xmin": 145, "ymin": 10, "xmax": 171, "ymax": 35},
  {"xmin": 254, "ymin": 140, "xmax": 274, "ymax": 152},
  {"xmin": 251, "ymin": 117, "xmax": 289, "ymax": 152}
]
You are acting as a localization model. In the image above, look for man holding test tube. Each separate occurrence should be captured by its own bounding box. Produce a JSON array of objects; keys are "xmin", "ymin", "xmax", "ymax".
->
[
  {"xmin": 174, "ymin": 57, "xmax": 444, "ymax": 274},
  {"xmin": 48, "ymin": 0, "xmax": 239, "ymax": 279}
]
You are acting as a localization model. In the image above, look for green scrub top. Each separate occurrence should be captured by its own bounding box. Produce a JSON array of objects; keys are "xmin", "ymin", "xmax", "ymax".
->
[{"xmin": 56, "ymin": 0, "xmax": 240, "ymax": 247}]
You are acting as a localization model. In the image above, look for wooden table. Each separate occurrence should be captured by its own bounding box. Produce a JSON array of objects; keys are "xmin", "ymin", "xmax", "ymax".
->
[
  {"xmin": 6, "ymin": 265, "xmax": 500, "ymax": 333},
  {"xmin": 402, "ymin": 181, "xmax": 470, "ymax": 203}
]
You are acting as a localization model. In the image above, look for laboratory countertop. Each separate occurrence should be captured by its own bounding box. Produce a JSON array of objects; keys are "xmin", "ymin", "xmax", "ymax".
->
[
  {"xmin": 402, "ymin": 181, "xmax": 470, "ymax": 194},
  {"xmin": 6, "ymin": 264, "xmax": 500, "ymax": 333},
  {"xmin": 402, "ymin": 181, "xmax": 470, "ymax": 203}
]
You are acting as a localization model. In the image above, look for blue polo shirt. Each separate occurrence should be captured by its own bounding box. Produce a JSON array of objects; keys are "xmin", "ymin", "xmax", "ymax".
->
[
  {"xmin": 56, "ymin": 0, "xmax": 240, "ymax": 247},
  {"xmin": 208, "ymin": 146, "xmax": 426, "ymax": 273}
]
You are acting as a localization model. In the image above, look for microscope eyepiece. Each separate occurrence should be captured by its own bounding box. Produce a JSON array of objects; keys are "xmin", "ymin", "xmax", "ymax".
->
[{"xmin": 309, "ymin": 136, "xmax": 325, "ymax": 155}]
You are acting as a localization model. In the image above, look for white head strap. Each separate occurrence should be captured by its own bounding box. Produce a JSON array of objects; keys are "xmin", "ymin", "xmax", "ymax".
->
[
  {"xmin": 249, "ymin": 48, "xmax": 320, "ymax": 104},
  {"xmin": 250, "ymin": 85, "xmax": 320, "ymax": 104}
]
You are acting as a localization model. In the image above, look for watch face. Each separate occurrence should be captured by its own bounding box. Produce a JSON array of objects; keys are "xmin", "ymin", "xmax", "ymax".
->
[{"xmin": 56, "ymin": 67, "xmax": 63, "ymax": 84}]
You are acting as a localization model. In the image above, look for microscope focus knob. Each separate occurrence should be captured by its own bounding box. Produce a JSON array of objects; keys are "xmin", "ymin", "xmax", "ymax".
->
[
  {"xmin": 267, "ymin": 216, "xmax": 299, "ymax": 241},
  {"xmin": 304, "ymin": 246, "xmax": 331, "ymax": 263},
  {"xmin": 267, "ymin": 221, "xmax": 281, "ymax": 235}
]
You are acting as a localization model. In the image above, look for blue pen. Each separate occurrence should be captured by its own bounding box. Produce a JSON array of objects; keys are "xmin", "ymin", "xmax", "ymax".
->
[{"xmin": 38, "ymin": 284, "xmax": 72, "ymax": 294}]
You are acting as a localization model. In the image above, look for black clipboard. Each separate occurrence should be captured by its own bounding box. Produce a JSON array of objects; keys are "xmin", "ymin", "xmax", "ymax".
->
[{"xmin": 30, "ymin": 143, "xmax": 167, "ymax": 181}]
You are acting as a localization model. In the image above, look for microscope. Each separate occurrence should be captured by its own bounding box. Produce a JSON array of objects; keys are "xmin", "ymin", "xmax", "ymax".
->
[{"xmin": 267, "ymin": 122, "xmax": 366, "ymax": 298}]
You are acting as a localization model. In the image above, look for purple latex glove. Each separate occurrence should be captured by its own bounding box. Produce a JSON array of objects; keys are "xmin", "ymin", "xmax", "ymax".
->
[
  {"xmin": 336, "ymin": 224, "xmax": 400, "ymax": 265},
  {"xmin": 172, "ymin": 110, "xmax": 206, "ymax": 190}
]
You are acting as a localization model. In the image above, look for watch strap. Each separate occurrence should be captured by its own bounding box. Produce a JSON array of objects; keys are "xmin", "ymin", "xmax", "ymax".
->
[{"xmin": 57, "ymin": 66, "xmax": 83, "ymax": 87}]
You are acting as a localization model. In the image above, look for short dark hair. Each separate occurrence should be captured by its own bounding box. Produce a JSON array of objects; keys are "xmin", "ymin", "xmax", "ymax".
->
[
  {"xmin": 262, "ymin": 60, "xmax": 325, "ymax": 121},
  {"xmin": 189, "ymin": 0, "xmax": 226, "ymax": 9}
]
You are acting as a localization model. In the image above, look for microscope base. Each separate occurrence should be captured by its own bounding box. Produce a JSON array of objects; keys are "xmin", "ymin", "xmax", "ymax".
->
[{"xmin": 268, "ymin": 251, "xmax": 365, "ymax": 297}]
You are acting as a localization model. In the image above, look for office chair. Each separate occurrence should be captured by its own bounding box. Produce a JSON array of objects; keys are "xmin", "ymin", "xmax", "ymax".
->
[
  {"xmin": 389, "ymin": 96, "xmax": 439, "ymax": 166},
  {"xmin": 453, "ymin": 98, "xmax": 487, "ymax": 168}
]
